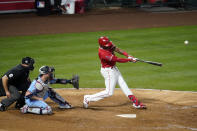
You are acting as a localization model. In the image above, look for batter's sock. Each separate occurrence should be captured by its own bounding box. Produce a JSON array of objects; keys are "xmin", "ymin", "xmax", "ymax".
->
[
  {"xmin": 128, "ymin": 95, "xmax": 139, "ymax": 105},
  {"xmin": 128, "ymin": 95, "xmax": 147, "ymax": 109}
]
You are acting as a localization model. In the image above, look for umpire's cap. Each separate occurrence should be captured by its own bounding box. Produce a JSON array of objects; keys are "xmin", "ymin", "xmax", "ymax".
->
[
  {"xmin": 22, "ymin": 57, "xmax": 35, "ymax": 71},
  {"xmin": 22, "ymin": 57, "xmax": 35, "ymax": 65}
]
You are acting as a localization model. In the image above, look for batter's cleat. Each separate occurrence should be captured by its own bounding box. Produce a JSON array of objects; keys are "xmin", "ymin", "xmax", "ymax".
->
[
  {"xmin": 71, "ymin": 75, "xmax": 79, "ymax": 89},
  {"xmin": 59, "ymin": 103, "xmax": 72, "ymax": 109},
  {"xmin": 83, "ymin": 95, "xmax": 89, "ymax": 109},
  {"xmin": 128, "ymin": 95, "xmax": 147, "ymax": 109},
  {"xmin": 133, "ymin": 102, "xmax": 147, "ymax": 109},
  {"xmin": 0, "ymin": 103, "xmax": 6, "ymax": 111},
  {"xmin": 20, "ymin": 105, "xmax": 29, "ymax": 114}
]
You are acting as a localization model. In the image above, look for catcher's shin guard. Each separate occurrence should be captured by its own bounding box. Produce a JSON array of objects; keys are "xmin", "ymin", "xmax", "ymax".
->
[
  {"xmin": 20, "ymin": 105, "xmax": 52, "ymax": 115},
  {"xmin": 48, "ymin": 88, "xmax": 71, "ymax": 107}
]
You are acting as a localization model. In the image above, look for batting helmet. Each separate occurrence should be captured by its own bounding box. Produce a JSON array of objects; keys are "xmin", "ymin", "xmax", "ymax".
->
[{"xmin": 98, "ymin": 36, "xmax": 113, "ymax": 48}]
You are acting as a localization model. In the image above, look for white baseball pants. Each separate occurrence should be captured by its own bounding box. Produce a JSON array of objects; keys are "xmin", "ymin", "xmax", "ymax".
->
[{"xmin": 86, "ymin": 66, "xmax": 133, "ymax": 102}]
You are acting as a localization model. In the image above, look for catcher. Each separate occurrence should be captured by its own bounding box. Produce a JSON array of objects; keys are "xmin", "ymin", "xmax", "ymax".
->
[{"xmin": 20, "ymin": 66, "xmax": 79, "ymax": 115}]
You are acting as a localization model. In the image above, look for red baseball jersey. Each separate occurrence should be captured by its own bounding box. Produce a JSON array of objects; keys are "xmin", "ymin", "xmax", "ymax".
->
[{"xmin": 98, "ymin": 47, "xmax": 131, "ymax": 68}]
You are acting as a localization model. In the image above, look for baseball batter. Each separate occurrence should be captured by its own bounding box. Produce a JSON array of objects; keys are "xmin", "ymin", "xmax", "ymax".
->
[{"xmin": 83, "ymin": 36, "xmax": 146, "ymax": 109}]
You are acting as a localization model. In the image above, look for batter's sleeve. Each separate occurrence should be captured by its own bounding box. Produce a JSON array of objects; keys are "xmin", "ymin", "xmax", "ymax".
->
[{"xmin": 111, "ymin": 55, "xmax": 131, "ymax": 63}]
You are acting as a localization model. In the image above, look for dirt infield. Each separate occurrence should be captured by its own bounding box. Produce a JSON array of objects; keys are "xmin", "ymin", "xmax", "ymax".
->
[
  {"xmin": 0, "ymin": 8, "xmax": 197, "ymax": 131},
  {"xmin": 0, "ymin": 89, "xmax": 197, "ymax": 131}
]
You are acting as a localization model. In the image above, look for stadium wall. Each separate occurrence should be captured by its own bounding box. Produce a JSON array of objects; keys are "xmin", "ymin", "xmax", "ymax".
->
[{"xmin": 0, "ymin": 0, "xmax": 35, "ymax": 14}]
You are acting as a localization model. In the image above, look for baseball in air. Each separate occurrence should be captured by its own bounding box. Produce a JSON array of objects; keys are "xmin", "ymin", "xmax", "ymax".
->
[{"xmin": 184, "ymin": 40, "xmax": 189, "ymax": 45}]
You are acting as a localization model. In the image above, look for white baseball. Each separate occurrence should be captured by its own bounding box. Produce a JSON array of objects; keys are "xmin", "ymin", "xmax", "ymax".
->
[{"xmin": 184, "ymin": 40, "xmax": 189, "ymax": 45}]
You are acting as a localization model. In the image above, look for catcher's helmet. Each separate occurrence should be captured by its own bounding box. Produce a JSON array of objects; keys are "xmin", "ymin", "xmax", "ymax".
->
[
  {"xmin": 39, "ymin": 66, "xmax": 54, "ymax": 75},
  {"xmin": 98, "ymin": 36, "xmax": 113, "ymax": 48}
]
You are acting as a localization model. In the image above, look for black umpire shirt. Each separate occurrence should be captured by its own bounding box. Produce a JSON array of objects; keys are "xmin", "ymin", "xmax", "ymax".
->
[{"xmin": 0, "ymin": 64, "xmax": 30, "ymax": 93}]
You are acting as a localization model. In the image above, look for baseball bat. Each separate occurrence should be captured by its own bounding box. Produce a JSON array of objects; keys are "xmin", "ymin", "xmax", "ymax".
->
[{"xmin": 136, "ymin": 59, "xmax": 163, "ymax": 67}]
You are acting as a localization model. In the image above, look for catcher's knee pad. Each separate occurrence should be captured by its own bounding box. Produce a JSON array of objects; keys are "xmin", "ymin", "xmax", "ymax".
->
[{"xmin": 21, "ymin": 105, "xmax": 52, "ymax": 115}]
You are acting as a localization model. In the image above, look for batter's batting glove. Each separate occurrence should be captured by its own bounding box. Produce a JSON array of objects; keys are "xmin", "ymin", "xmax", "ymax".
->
[
  {"xmin": 128, "ymin": 56, "xmax": 137, "ymax": 63},
  {"xmin": 71, "ymin": 75, "xmax": 79, "ymax": 89}
]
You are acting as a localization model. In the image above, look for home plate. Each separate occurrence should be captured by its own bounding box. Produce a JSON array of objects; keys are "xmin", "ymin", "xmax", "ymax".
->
[{"xmin": 116, "ymin": 114, "xmax": 136, "ymax": 118}]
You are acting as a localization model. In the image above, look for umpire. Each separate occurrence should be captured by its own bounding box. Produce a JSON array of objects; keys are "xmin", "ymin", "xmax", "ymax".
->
[{"xmin": 0, "ymin": 57, "xmax": 35, "ymax": 111}]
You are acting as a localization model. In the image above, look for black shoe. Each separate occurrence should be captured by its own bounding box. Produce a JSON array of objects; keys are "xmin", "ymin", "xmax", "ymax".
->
[
  {"xmin": 0, "ymin": 103, "xmax": 6, "ymax": 111},
  {"xmin": 15, "ymin": 101, "xmax": 25, "ymax": 109},
  {"xmin": 71, "ymin": 75, "xmax": 79, "ymax": 89}
]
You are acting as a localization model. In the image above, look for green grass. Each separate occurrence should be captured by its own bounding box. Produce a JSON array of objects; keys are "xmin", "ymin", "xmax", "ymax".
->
[{"xmin": 0, "ymin": 25, "xmax": 197, "ymax": 91}]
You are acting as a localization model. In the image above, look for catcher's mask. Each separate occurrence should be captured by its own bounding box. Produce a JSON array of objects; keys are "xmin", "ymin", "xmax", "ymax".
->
[
  {"xmin": 39, "ymin": 66, "xmax": 55, "ymax": 80},
  {"xmin": 22, "ymin": 57, "xmax": 35, "ymax": 71}
]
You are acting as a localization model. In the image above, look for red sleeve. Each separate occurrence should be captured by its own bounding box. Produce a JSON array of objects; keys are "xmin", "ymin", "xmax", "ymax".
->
[
  {"xmin": 111, "ymin": 56, "xmax": 131, "ymax": 63},
  {"xmin": 122, "ymin": 51, "xmax": 129, "ymax": 57}
]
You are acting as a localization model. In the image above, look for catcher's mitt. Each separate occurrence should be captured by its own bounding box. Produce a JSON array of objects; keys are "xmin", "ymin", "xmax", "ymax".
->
[{"xmin": 71, "ymin": 75, "xmax": 79, "ymax": 89}]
